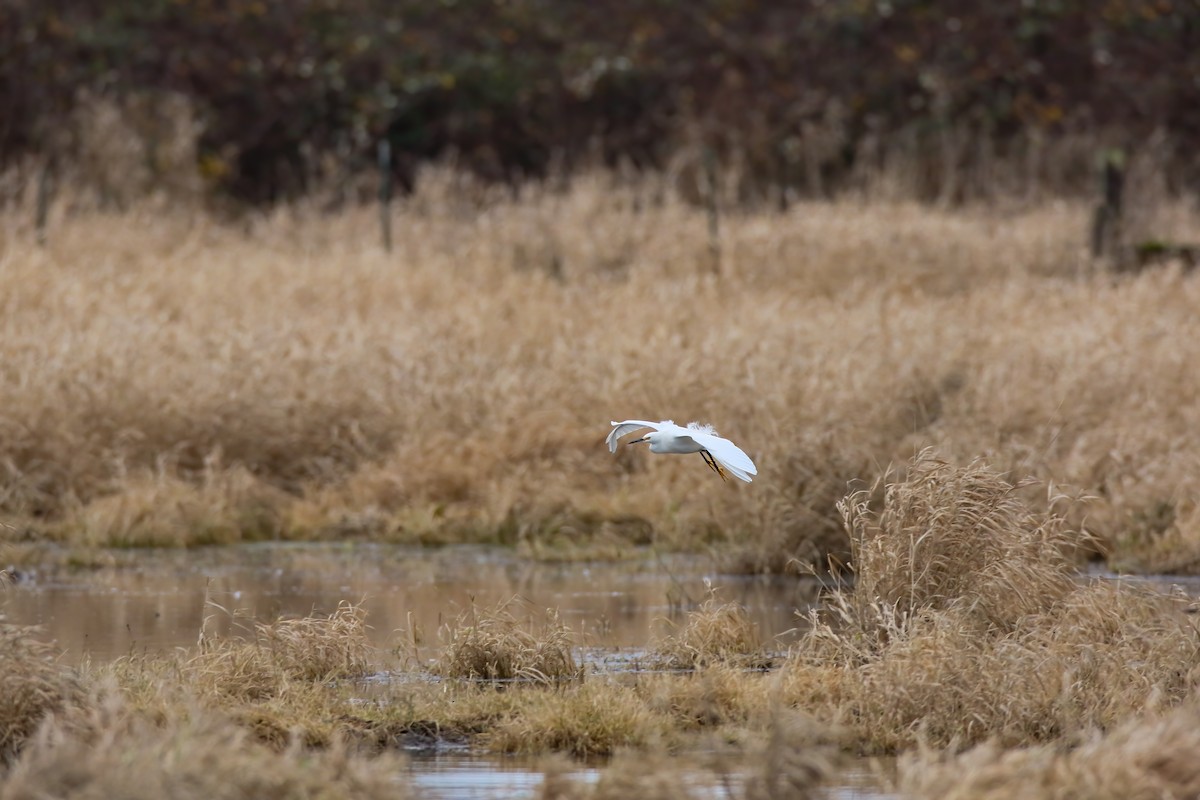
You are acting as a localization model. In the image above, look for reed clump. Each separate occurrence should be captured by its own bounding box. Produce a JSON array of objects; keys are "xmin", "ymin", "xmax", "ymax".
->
[
  {"xmin": 162, "ymin": 601, "xmax": 374, "ymax": 707},
  {"xmin": 251, "ymin": 601, "xmax": 372, "ymax": 683},
  {"xmin": 898, "ymin": 701, "xmax": 1200, "ymax": 800},
  {"xmin": 786, "ymin": 451, "xmax": 1200, "ymax": 752},
  {"xmin": 739, "ymin": 713, "xmax": 842, "ymax": 800},
  {"xmin": 485, "ymin": 680, "xmax": 664, "ymax": 758},
  {"xmin": 833, "ymin": 450, "xmax": 1078, "ymax": 647},
  {"xmin": 0, "ymin": 623, "xmax": 86, "ymax": 763},
  {"xmin": 644, "ymin": 664, "xmax": 769, "ymax": 730},
  {"xmin": 650, "ymin": 594, "xmax": 769, "ymax": 670},
  {"xmin": 537, "ymin": 751, "xmax": 739, "ymax": 800},
  {"xmin": 96, "ymin": 602, "xmax": 375, "ymax": 749},
  {"xmin": 0, "ymin": 691, "xmax": 407, "ymax": 800},
  {"xmin": 436, "ymin": 599, "xmax": 579, "ymax": 684}
]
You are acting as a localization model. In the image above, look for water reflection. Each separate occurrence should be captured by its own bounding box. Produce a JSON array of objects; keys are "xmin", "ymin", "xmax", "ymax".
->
[
  {"xmin": 404, "ymin": 751, "xmax": 896, "ymax": 800},
  {"xmin": 406, "ymin": 752, "xmax": 596, "ymax": 799},
  {"xmin": 1, "ymin": 543, "xmax": 820, "ymax": 663}
]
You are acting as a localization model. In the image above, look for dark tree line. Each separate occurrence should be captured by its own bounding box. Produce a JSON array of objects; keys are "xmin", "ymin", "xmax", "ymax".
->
[{"xmin": 3, "ymin": 0, "xmax": 1198, "ymax": 202}]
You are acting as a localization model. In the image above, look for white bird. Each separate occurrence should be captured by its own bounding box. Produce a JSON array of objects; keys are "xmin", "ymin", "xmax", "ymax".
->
[{"xmin": 606, "ymin": 420, "xmax": 757, "ymax": 483}]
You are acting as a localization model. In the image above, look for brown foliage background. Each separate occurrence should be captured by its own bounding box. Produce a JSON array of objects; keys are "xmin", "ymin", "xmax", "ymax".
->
[{"xmin": 3, "ymin": 1, "xmax": 1199, "ymax": 203}]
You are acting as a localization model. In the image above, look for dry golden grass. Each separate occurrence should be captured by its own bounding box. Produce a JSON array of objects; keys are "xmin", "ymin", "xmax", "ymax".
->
[
  {"xmin": 191, "ymin": 600, "xmax": 372, "ymax": 693},
  {"xmin": 536, "ymin": 750, "xmax": 709, "ymax": 800},
  {"xmin": 436, "ymin": 598, "xmax": 580, "ymax": 683},
  {"xmin": 644, "ymin": 664, "xmax": 770, "ymax": 730},
  {"xmin": 6, "ymin": 170, "xmax": 1200, "ymax": 789},
  {"xmin": 783, "ymin": 453, "xmax": 1200, "ymax": 753},
  {"xmin": 100, "ymin": 602, "xmax": 374, "ymax": 749},
  {"xmin": 0, "ymin": 690, "xmax": 407, "ymax": 800},
  {"xmin": 898, "ymin": 701, "xmax": 1200, "ymax": 800},
  {"xmin": 738, "ymin": 713, "xmax": 843, "ymax": 800},
  {"xmin": 485, "ymin": 680, "xmax": 667, "ymax": 757},
  {"xmin": 830, "ymin": 450, "xmax": 1078, "ymax": 648},
  {"xmin": 4, "ymin": 504, "xmax": 1198, "ymax": 792},
  {"xmin": 650, "ymin": 592, "xmax": 769, "ymax": 670},
  {"xmin": 0, "ymin": 623, "xmax": 85, "ymax": 763},
  {"xmin": 2, "ymin": 170, "xmax": 1199, "ymax": 572},
  {"xmin": 64, "ymin": 467, "xmax": 290, "ymax": 548}
]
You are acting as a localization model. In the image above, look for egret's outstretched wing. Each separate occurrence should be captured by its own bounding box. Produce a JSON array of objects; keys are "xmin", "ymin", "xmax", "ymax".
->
[
  {"xmin": 685, "ymin": 429, "xmax": 757, "ymax": 483},
  {"xmin": 606, "ymin": 420, "xmax": 662, "ymax": 453}
]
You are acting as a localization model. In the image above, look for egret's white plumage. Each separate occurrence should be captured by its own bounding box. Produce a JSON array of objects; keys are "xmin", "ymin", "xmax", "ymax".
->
[{"xmin": 606, "ymin": 419, "xmax": 757, "ymax": 483}]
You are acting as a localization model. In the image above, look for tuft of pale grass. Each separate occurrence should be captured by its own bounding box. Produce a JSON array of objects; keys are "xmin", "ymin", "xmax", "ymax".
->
[
  {"xmin": 103, "ymin": 603, "xmax": 375, "ymax": 749},
  {"xmin": 1105, "ymin": 497, "xmax": 1200, "ymax": 574},
  {"xmin": 650, "ymin": 591, "xmax": 769, "ymax": 670},
  {"xmin": 486, "ymin": 680, "xmax": 665, "ymax": 757},
  {"xmin": 821, "ymin": 449, "xmax": 1077, "ymax": 657},
  {"xmin": 793, "ymin": 585, "xmax": 1200, "ymax": 751},
  {"xmin": 644, "ymin": 664, "xmax": 770, "ymax": 729},
  {"xmin": 188, "ymin": 601, "xmax": 372, "ymax": 701},
  {"xmin": 0, "ymin": 690, "xmax": 409, "ymax": 800},
  {"xmin": 436, "ymin": 598, "xmax": 579, "ymax": 684},
  {"xmin": 785, "ymin": 452, "xmax": 1200, "ymax": 752},
  {"xmin": 253, "ymin": 601, "xmax": 372, "ymax": 682},
  {"xmin": 898, "ymin": 702, "xmax": 1200, "ymax": 800},
  {"xmin": 0, "ymin": 624, "xmax": 86, "ymax": 763}
]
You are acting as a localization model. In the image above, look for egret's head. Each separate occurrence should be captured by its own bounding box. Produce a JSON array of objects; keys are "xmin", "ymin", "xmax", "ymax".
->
[{"xmin": 628, "ymin": 430, "xmax": 656, "ymax": 446}]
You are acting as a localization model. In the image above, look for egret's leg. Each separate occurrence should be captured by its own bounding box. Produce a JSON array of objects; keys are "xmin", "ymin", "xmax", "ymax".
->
[{"xmin": 700, "ymin": 450, "xmax": 728, "ymax": 482}]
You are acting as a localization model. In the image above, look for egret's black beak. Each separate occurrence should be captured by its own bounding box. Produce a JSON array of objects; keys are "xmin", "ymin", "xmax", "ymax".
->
[{"xmin": 627, "ymin": 437, "xmax": 648, "ymax": 446}]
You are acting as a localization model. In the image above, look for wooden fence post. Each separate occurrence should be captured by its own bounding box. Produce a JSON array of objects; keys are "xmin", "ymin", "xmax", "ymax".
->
[
  {"xmin": 1089, "ymin": 149, "xmax": 1125, "ymax": 261},
  {"xmin": 378, "ymin": 139, "xmax": 393, "ymax": 253},
  {"xmin": 703, "ymin": 146, "xmax": 721, "ymax": 276},
  {"xmin": 35, "ymin": 161, "xmax": 52, "ymax": 246}
]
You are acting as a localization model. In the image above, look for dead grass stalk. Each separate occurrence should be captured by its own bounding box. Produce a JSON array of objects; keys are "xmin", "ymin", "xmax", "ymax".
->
[
  {"xmin": 0, "ymin": 624, "xmax": 86, "ymax": 763},
  {"xmin": 898, "ymin": 701, "xmax": 1200, "ymax": 800},
  {"xmin": 650, "ymin": 590, "xmax": 769, "ymax": 670},
  {"xmin": 787, "ymin": 452, "xmax": 1200, "ymax": 752},
  {"xmin": 0, "ymin": 689, "xmax": 407, "ymax": 800},
  {"xmin": 436, "ymin": 598, "xmax": 579, "ymax": 684}
]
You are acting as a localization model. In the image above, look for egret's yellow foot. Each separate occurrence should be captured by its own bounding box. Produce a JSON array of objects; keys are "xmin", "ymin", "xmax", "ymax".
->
[{"xmin": 701, "ymin": 450, "xmax": 728, "ymax": 482}]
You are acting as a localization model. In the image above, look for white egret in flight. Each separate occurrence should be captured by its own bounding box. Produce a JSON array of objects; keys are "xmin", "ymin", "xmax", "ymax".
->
[{"xmin": 606, "ymin": 420, "xmax": 757, "ymax": 483}]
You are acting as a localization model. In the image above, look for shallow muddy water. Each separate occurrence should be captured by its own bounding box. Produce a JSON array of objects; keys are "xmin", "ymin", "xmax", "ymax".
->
[{"xmin": 1, "ymin": 542, "xmax": 820, "ymax": 663}]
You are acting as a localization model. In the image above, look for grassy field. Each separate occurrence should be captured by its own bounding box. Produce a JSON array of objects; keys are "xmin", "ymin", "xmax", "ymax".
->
[
  {"xmin": 4, "ymin": 171, "xmax": 1200, "ymax": 793},
  {"xmin": 3, "ymin": 169, "xmax": 1200, "ymax": 575}
]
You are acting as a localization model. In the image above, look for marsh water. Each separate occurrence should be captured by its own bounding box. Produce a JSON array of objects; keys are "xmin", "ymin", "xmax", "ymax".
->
[
  {"xmin": 2, "ymin": 543, "xmax": 820, "ymax": 662},
  {"xmin": 1, "ymin": 542, "xmax": 894, "ymax": 798},
  {"xmin": 402, "ymin": 751, "xmax": 894, "ymax": 799}
]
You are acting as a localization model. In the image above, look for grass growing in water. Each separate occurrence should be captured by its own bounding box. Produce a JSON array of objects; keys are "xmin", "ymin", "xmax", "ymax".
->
[
  {"xmin": 436, "ymin": 598, "xmax": 580, "ymax": 684},
  {"xmin": 783, "ymin": 451, "xmax": 1200, "ymax": 752},
  {"xmin": 189, "ymin": 600, "xmax": 372, "ymax": 698},
  {"xmin": 0, "ymin": 690, "xmax": 408, "ymax": 800},
  {"xmin": 0, "ymin": 624, "xmax": 85, "ymax": 764},
  {"xmin": 898, "ymin": 701, "xmax": 1200, "ymax": 799},
  {"xmin": 650, "ymin": 591, "xmax": 769, "ymax": 670}
]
